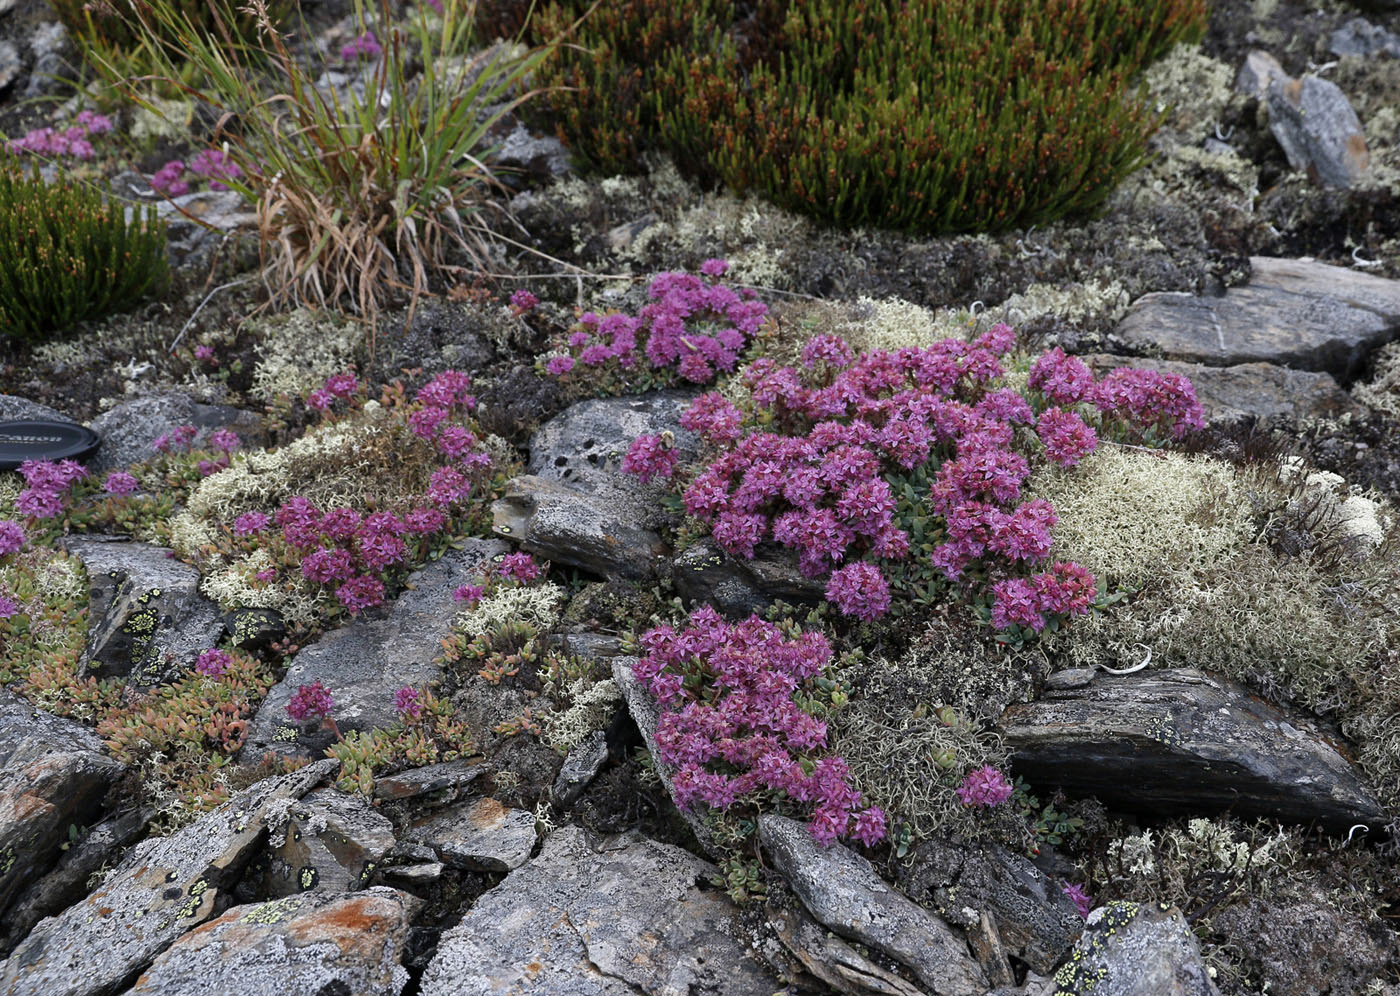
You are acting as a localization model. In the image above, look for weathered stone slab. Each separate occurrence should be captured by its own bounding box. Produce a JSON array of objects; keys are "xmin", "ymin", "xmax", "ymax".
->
[
  {"xmin": 1082, "ymin": 354, "xmax": 1360, "ymax": 422},
  {"xmin": 1267, "ymin": 74, "xmax": 1369, "ymax": 188},
  {"xmin": 404, "ymin": 796, "xmax": 535, "ymax": 872},
  {"xmin": 0, "ymin": 760, "xmax": 336, "ymax": 996},
  {"xmin": 237, "ymin": 787, "xmax": 396, "ymax": 900},
  {"xmin": 420, "ymin": 825, "xmax": 782, "ymax": 996},
  {"xmin": 1116, "ymin": 257, "xmax": 1400, "ymax": 378},
  {"xmin": 552, "ymin": 729, "xmax": 610, "ymax": 808},
  {"xmin": 65, "ymin": 536, "xmax": 224, "ymax": 686},
  {"xmin": 901, "ymin": 837, "xmax": 1084, "ymax": 974},
  {"xmin": 127, "ymin": 888, "xmax": 419, "ymax": 996},
  {"xmin": 673, "ymin": 537, "xmax": 832, "ymax": 616},
  {"xmin": 0, "ymin": 395, "xmax": 72, "ymax": 423},
  {"xmin": 243, "ymin": 540, "xmax": 507, "ymax": 762},
  {"xmin": 1050, "ymin": 902, "xmax": 1217, "ymax": 996},
  {"xmin": 1001, "ymin": 668, "xmax": 1385, "ymax": 834},
  {"xmin": 372, "ymin": 760, "xmax": 487, "ymax": 802},
  {"xmin": 0, "ymin": 692, "xmax": 125, "ymax": 932},
  {"xmin": 527, "ymin": 392, "xmax": 699, "ymax": 489},
  {"xmin": 769, "ymin": 903, "xmax": 931, "ymax": 996},
  {"xmin": 759, "ymin": 814, "xmax": 987, "ymax": 995}
]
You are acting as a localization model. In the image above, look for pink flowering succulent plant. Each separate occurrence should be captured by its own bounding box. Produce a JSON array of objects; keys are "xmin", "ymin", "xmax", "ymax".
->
[{"xmin": 635, "ymin": 606, "xmax": 887, "ymax": 847}]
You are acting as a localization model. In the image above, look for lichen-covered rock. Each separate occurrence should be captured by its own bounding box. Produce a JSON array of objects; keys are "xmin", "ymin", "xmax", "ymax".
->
[
  {"xmin": 1051, "ymin": 902, "xmax": 1217, "ymax": 996},
  {"xmin": 552, "ymin": 729, "xmax": 610, "ymax": 809},
  {"xmin": 671, "ymin": 538, "xmax": 825, "ymax": 617},
  {"xmin": 242, "ymin": 539, "xmax": 507, "ymax": 761},
  {"xmin": 420, "ymin": 825, "xmax": 782, "ymax": 996},
  {"xmin": 1267, "ymin": 74, "xmax": 1370, "ymax": 188},
  {"xmin": 0, "ymin": 760, "xmax": 336, "ymax": 996},
  {"xmin": 372, "ymin": 760, "xmax": 486, "ymax": 802},
  {"xmin": 134, "ymin": 190, "xmax": 255, "ymax": 273},
  {"xmin": 65, "ymin": 536, "xmax": 224, "ymax": 685},
  {"xmin": 526, "ymin": 392, "xmax": 699, "ymax": 489},
  {"xmin": 1081, "ymin": 354, "xmax": 1360, "ymax": 423},
  {"xmin": 127, "ymin": 888, "xmax": 420, "ymax": 996},
  {"xmin": 0, "ymin": 394, "xmax": 73, "ymax": 423},
  {"xmin": 86, "ymin": 392, "xmax": 263, "ymax": 476},
  {"xmin": 237, "ymin": 787, "xmax": 396, "ymax": 900},
  {"xmin": 1329, "ymin": 16, "xmax": 1400, "ymax": 57},
  {"xmin": 1235, "ymin": 50, "xmax": 1286, "ymax": 99},
  {"xmin": 1001, "ymin": 668, "xmax": 1385, "ymax": 834},
  {"xmin": 0, "ymin": 691, "xmax": 126, "ymax": 936},
  {"xmin": 768, "ymin": 902, "xmax": 930, "ymax": 996},
  {"xmin": 759, "ymin": 814, "xmax": 987, "ymax": 995},
  {"xmin": 901, "ymin": 838, "xmax": 1085, "ymax": 974},
  {"xmin": 1116, "ymin": 256, "xmax": 1400, "ymax": 377},
  {"xmin": 403, "ymin": 796, "xmax": 535, "ymax": 872}
]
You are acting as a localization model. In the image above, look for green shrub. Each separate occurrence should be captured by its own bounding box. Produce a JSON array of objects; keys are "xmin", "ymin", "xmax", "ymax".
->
[
  {"xmin": 520, "ymin": 0, "xmax": 1207, "ymax": 232},
  {"xmin": 50, "ymin": 0, "xmax": 294, "ymax": 65},
  {"xmin": 0, "ymin": 160, "xmax": 167, "ymax": 342}
]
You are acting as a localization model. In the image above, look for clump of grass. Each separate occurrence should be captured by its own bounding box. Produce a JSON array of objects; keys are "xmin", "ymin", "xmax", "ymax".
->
[
  {"xmin": 100, "ymin": 0, "xmax": 552, "ymax": 341},
  {"xmin": 0, "ymin": 159, "xmax": 167, "ymax": 342}
]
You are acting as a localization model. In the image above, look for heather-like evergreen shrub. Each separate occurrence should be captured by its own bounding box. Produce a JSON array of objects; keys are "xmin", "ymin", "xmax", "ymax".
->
[
  {"xmin": 518, "ymin": 0, "xmax": 1206, "ymax": 231},
  {"xmin": 0, "ymin": 160, "xmax": 167, "ymax": 342}
]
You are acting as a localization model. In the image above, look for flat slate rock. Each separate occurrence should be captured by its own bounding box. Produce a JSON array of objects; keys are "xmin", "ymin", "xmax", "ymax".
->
[
  {"xmin": 64, "ymin": 536, "xmax": 224, "ymax": 686},
  {"xmin": 1050, "ymin": 902, "xmax": 1217, "ymax": 996},
  {"xmin": 372, "ymin": 759, "xmax": 487, "ymax": 802},
  {"xmin": 0, "ymin": 691, "xmax": 125, "ymax": 929},
  {"xmin": 0, "ymin": 760, "xmax": 336, "ymax": 996},
  {"xmin": 1001, "ymin": 668, "xmax": 1385, "ymax": 834},
  {"xmin": 128, "ymin": 888, "xmax": 419, "ymax": 996},
  {"xmin": 404, "ymin": 796, "xmax": 536, "ymax": 872},
  {"xmin": 1081, "ymin": 354, "xmax": 1360, "ymax": 423},
  {"xmin": 420, "ymin": 825, "xmax": 781, "ymax": 996},
  {"xmin": 237, "ymin": 787, "xmax": 396, "ymax": 900},
  {"xmin": 1115, "ymin": 256, "xmax": 1400, "ymax": 379},
  {"xmin": 759, "ymin": 814, "xmax": 987, "ymax": 995},
  {"xmin": 243, "ymin": 539, "xmax": 507, "ymax": 761}
]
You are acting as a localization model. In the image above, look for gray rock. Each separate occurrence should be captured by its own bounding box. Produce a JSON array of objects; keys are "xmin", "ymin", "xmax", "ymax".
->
[
  {"xmin": 901, "ymin": 838, "xmax": 1084, "ymax": 974},
  {"xmin": 1115, "ymin": 256, "xmax": 1400, "ymax": 378},
  {"xmin": 528, "ymin": 392, "xmax": 700, "ymax": 487},
  {"xmin": 23, "ymin": 22, "xmax": 67, "ymax": 99},
  {"xmin": 1081, "ymin": 355, "xmax": 1360, "ymax": 422},
  {"xmin": 1266, "ymin": 74, "xmax": 1369, "ymax": 188},
  {"xmin": 127, "ymin": 888, "xmax": 420, "ymax": 996},
  {"xmin": 611, "ymin": 656, "xmax": 721, "ymax": 858},
  {"xmin": 493, "ymin": 474, "xmax": 670, "ymax": 579},
  {"xmin": 0, "ymin": 692, "xmax": 126, "ymax": 932},
  {"xmin": 496, "ymin": 120, "xmax": 574, "ymax": 180},
  {"xmin": 1235, "ymin": 50, "xmax": 1286, "ymax": 99},
  {"xmin": 420, "ymin": 825, "xmax": 782, "ymax": 996},
  {"xmin": 136, "ymin": 189, "xmax": 255, "ymax": 272},
  {"xmin": 552, "ymin": 729, "xmax": 610, "ymax": 808},
  {"xmin": 382, "ymin": 862, "xmax": 442, "ymax": 884},
  {"xmin": 769, "ymin": 903, "xmax": 931, "ymax": 996},
  {"xmin": 759, "ymin": 814, "xmax": 987, "ymax": 995},
  {"xmin": 0, "ymin": 760, "xmax": 337, "ymax": 996},
  {"xmin": 64, "ymin": 536, "xmax": 224, "ymax": 686},
  {"xmin": 1049, "ymin": 902, "xmax": 1218, "ymax": 996},
  {"xmin": 237, "ymin": 787, "xmax": 396, "ymax": 900},
  {"xmin": 404, "ymin": 796, "xmax": 535, "ymax": 872},
  {"xmin": 86, "ymin": 392, "xmax": 263, "ymax": 476},
  {"xmin": 1329, "ymin": 17, "xmax": 1400, "ymax": 58},
  {"xmin": 1001, "ymin": 668, "xmax": 1385, "ymax": 834},
  {"xmin": 372, "ymin": 760, "xmax": 487, "ymax": 802},
  {"xmin": 0, "ymin": 0, "xmax": 16, "ymax": 16},
  {"xmin": 0, "ymin": 41, "xmax": 19, "ymax": 93},
  {"xmin": 672, "ymin": 538, "xmax": 826, "ymax": 617},
  {"xmin": 0, "ymin": 394, "xmax": 73, "ymax": 423},
  {"xmin": 243, "ymin": 540, "xmax": 508, "ymax": 761},
  {"xmin": 0, "ymin": 806, "xmax": 151, "ymax": 956}
]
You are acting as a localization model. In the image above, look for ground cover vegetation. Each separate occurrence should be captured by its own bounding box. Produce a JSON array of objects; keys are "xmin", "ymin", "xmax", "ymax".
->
[{"xmin": 0, "ymin": 0, "xmax": 1398, "ymax": 988}]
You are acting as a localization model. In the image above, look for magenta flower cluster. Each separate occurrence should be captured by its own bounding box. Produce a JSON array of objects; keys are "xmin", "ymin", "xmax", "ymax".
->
[
  {"xmin": 393, "ymin": 686, "xmax": 423, "ymax": 719},
  {"xmin": 621, "ymin": 433, "xmax": 678, "ymax": 483},
  {"xmin": 675, "ymin": 323, "xmax": 1204, "ymax": 629},
  {"xmin": 340, "ymin": 30, "xmax": 382, "ymax": 61},
  {"xmin": 1062, "ymin": 882, "xmax": 1094, "ymax": 918},
  {"xmin": 150, "ymin": 149, "xmax": 244, "ymax": 197},
  {"xmin": 231, "ymin": 371, "xmax": 492, "ymax": 617},
  {"xmin": 955, "ymin": 765, "xmax": 1014, "ymax": 807},
  {"xmin": 635, "ymin": 607, "xmax": 887, "ymax": 847},
  {"xmin": 195, "ymin": 648, "xmax": 233, "ymax": 678},
  {"xmin": 546, "ymin": 261, "xmax": 767, "ymax": 384},
  {"xmin": 0, "ymin": 520, "xmax": 26, "ymax": 556},
  {"xmin": 15, "ymin": 459, "xmax": 88, "ymax": 520},
  {"xmin": 8, "ymin": 110, "xmax": 112, "ymax": 160},
  {"xmin": 286, "ymin": 680, "xmax": 335, "ymax": 721},
  {"xmin": 497, "ymin": 551, "xmax": 540, "ymax": 582}
]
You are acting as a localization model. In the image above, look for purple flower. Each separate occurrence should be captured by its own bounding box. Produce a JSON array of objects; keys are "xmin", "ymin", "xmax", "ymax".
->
[
  {"xmin": 509, "ymin": 289, "xmax": 539, "ymax": 312},
  {"xmin": 16, "ymin": 489, "xmax": 63, "ymax": 519},
  {"xmin": 195, "ymin": 648, "xmax": 233, "ymax": 678},
  {"xmin": 1063, "ymin": 882, "xmax": 1093, "ymax": 918},
  {"xmin": 286, "ymin": 681, "xmax": 335, "ymax": 721},
  {"xmin": 498, "ymin": 552, "xmax": 540, "ymax": 582},
  {"xmin": 956, "ymin": 766, "xmax": 1014, "ymax": 807},
  {"xmin": 1036, "ymin": 407, "xmax": 1097, "ymax": 467},
  {"xmin": 336, "ymin": 574, "xmax": 385, "ymax": 615},
  {"xmin": 151, "ymin": 159, "xmax": 189, "ymax": 197},
  {"xmin": 394, "ymin": 686, "xmax": 423, "ymax": 719},
  {"xmin": 302, "ymin": 548, "xmax": 355, "ymax": 584},
  {"xmin": 824, "ymin": 562, "xmax": 891, "ymax": 622},
  {"xmin": 101, "ymin": 471, "xmax": 138, "ymax": 496},
  {"xmin": 0, "ymin": 520, "xmax": 26, "ymax": 555},
  {"xmin": 208, "ymin": 428, "xmax": 240, "ymax": 454},
  {"xmin": 699, "ymin": 258, "xmax": 729, "ymax": 278},
  {"xmin": 0, "ymin": 594, "xmax": 20, "ymax": 619},
  {"xmin": 404, "ymin": 506, "xmax": 447, "ymax": 535},
  {"xmin": 622, "ymin": 433, "xmax": 678, "ymax": 483},
  {"xmin": 194, "ymin": 344, "xmax": 216, "ymax": 363},
  {"xmin": 545, "ymin": 355, "xmax": 575, "ymax": 376},
  {"xmin": 188, "ymin": 148, "xmax": 242, "ymax": 190},
  {"xmin": 307, "ymin": 389, "xmax": 333, "ymax": 411},
  {"xmin": 453, "ymin": 583, "xmax": 484, "ymax": 605},
  {"xmin": 324, "ymin": 372, "xmax": 358, "ymax": 398},
  {"xmin": 233, "ymin": 510, "xmax": 270, "ymax": 537},
  {"xmin": 340, "ymin": 30, "xmax": 382, "ymax": 61}
]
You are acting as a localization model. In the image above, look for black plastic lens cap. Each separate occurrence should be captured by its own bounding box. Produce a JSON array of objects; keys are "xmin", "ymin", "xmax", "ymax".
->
[{"xmin": 0, "ymin": 420, "xmax": 101, "ymax": 471}]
